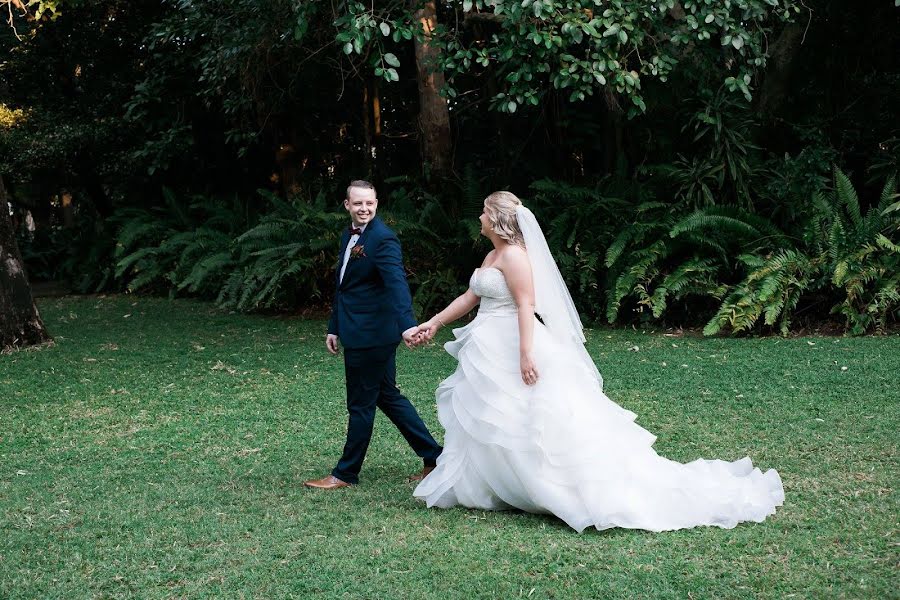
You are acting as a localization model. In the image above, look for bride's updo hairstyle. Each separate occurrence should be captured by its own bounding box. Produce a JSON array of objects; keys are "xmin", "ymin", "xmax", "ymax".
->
[{"xmin": 484, "ymin": 191, "xmax": 525, "ymax": 247}]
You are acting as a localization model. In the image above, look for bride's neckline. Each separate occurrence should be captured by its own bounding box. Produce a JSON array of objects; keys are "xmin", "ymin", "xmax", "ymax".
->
[{"xmin": 475, "ymin": 266, "xmax": 502, "ymax": 275}]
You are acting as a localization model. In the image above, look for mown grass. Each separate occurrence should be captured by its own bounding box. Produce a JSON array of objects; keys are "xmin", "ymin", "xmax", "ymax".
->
[{"xmin": 1, "ymin": 295, "xmax": 898, "ymax": 599}]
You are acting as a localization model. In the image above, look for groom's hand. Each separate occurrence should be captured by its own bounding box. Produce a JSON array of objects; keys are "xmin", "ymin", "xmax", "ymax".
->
[
  {"xmin": 325, "ymin": 334, "xmax": 340, "ymax": 355},
  {"xmin": 401, "ymin": 326, "xmax": 421, "ymax": 349}
]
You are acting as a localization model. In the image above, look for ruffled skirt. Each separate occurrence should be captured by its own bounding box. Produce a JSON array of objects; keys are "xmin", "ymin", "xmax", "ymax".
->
[{"xmin": 413, "ymin": 313, "xmax": 784, "ymax": 532}]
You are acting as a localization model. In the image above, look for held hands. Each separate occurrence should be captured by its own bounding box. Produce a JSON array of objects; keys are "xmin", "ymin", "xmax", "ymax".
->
[
  {"xmin": 402, "ymin": 326, "xmax": 427, "ymax": 349},
  {"xmin": 417, "ymin": 319, "xmax": 441, "ymax": 343},
  {"xmin": 402, "ymin": 319, "xmax": 442, "ymax": 349},
  {"xmin": 328, "ymin": 325, "xmax": 436, "ymax": 354},
  {"xmin": 520, "ymin": 350, "xmax": 539, "ymax": 386}
]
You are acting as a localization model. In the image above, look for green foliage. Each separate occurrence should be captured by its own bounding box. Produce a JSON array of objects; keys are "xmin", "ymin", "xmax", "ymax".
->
[
  {"xmin": 603, "ymin": 168, "xmax": 899, "ymax": 336},
  {"xmin": 5, "ymin": 0, "xmax": 898, "ymax": 340},
  {"xmin": 112, "ymin": 188, "xmax": 348, "ymax": 311},
  {"xmin": 332, "ymin": 1, "xmax": 417, "ymax": 84},
  {"xmin": 331, "ymin": 0, "xmax": 798, "ymax": 116},
  {"xmin": 126, "ymin": 0, "xmax": 313, "ymax": 169},
  {"xmin": 218, "ymin": 190, "xmax": 345, "ymax": 311},
  {"xmin": 377, "ymin": 173, "xmax": 484, "ymax": 317},
  {"xmin": 114, "ymin": 189, "xmax": 194, "ymax": 294},
  {"xmin": 528, "ymin": 177, "xmax": 632, "ymax": 321},
  {"xmin": 0, "ymin": 1, "xmax": 161, "ymax": 190},
  {"xmin": 867, "ymin": 135, "xmax": 900, "ymax": 185},
  {"xmin": 110, "ymin": 180, "xmax": 478, "ymax": 316},
  {"xmin": 821, "ymin": 172, "xmax": 900, "ymax": 334},
  {"xmin": 16, "ymin": 212, "xmax": 119, "ymax": 293},
  {"xmin": 704, "ymin": 249, "xmax": 817, "ymax": 336},
  {"xmin": 760, "ymin": 129, "xmax": 837, "ymax": 223},
  {"xmin": 705, "ymin": 170, "xmax": 900, "ymax": 335},
  {"xmin": 603, "ymin": 202, "xmax": 771, "ymax": 325},
  {"xmin": 430, "ymin": 0, "xmax": 799, "ymax": 115},
  {"xmin": 114, "ymin": 189, "xmax": 253, "ymax": 298},
  {"xmin": 673, "ymin": 92, "xmax": 762, "ymax": 209}
]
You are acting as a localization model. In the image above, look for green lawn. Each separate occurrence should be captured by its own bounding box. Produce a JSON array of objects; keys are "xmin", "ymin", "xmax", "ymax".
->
[{"xmin": 1, "ymin": 295, "xmax": 897, "ymax": 599}]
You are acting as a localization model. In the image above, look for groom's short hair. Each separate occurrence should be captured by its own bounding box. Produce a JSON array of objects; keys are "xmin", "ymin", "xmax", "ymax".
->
[{"xmin": 347, "ymin": 180, "xmax": 376, "ymax": 198}]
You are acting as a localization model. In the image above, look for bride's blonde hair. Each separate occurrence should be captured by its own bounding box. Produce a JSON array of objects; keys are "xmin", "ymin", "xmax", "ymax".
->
[{"xmin": 484, "ymin": 191, "xmax": 525, "ymax": 247}]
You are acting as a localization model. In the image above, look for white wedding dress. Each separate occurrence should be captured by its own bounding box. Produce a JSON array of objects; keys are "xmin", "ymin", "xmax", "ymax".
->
[{"xmin": 414, "ymin": 266, "xmax": 784, "ymax": 533}]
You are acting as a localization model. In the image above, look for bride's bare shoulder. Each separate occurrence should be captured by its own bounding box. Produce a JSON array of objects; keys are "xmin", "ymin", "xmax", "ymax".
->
[
  {"xmin": 506, "ymin": 244, "xmax": 528, "ymax": 259},
  {"xmin": 497, "ymin": 245, "xmax": 530, "ymax": 273}
]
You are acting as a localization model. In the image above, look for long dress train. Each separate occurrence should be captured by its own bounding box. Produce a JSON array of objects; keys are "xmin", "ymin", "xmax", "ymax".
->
[{"xmin": 414, "ymin": 267, "xmax": 784, "ymax": 533}]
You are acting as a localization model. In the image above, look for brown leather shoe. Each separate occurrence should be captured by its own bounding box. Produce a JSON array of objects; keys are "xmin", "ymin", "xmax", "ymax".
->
[
  {"xmin": 304, "ymin": 475, "xmax": 352, "ymax": 489},
  {"xmin": 408, "ymin": 466, "xmax": 436, "ymax": 482}
]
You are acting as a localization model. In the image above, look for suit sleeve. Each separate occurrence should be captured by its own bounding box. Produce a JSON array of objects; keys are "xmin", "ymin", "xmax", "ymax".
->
[
  {"xmin": 373, "ymin": 232, "xmax": 417, "ymax": 333},
  {"xmin": 327, "ymin": 296, "xmax": 339, "ymax": 336}
]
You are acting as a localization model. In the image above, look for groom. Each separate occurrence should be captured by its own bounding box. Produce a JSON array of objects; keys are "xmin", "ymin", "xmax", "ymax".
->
[{"xmin": 304, "ymin": 180, "xmax": 442, "ymax": 489}]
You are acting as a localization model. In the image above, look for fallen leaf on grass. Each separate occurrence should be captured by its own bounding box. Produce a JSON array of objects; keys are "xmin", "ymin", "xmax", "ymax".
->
[{"xmin": 211, "ymin": 361, "xmax": 238, "ymax": 375}]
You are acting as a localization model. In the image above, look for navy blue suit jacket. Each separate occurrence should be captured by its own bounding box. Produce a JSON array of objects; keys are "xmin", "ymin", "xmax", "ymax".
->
[{"xmin": 327, "ymin": 217, "xmax": 417, "ymax": 349}]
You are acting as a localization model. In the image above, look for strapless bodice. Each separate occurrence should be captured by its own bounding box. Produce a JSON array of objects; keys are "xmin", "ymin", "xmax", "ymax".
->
[{"xmin": 469, "ymin": 267, "xmax": 517, "ymax": 316}]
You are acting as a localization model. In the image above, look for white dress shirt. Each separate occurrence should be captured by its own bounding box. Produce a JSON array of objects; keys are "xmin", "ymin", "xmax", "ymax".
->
[{"xmin": 339, "ymin": 222, "xmax": 367, "ymax": 284}]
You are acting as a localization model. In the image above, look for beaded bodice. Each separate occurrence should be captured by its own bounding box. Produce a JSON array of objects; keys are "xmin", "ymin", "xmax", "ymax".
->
[{"xmin": 469, "ymin": 267, "xmax": 517, "ymax": 315}]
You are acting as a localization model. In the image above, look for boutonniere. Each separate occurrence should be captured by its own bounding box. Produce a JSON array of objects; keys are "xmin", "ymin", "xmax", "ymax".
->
[{"xmin": 350, "ymin": 244, "xmax": 367, "ymax": 260}]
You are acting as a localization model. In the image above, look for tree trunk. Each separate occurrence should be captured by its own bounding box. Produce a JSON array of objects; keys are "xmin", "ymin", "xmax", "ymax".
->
[
  {"xmin": 362, "ymin": 76, "xmax": 374, "ymax": 178},
  {"xmin": 0, "ymin": 175, "xmax": 51, "ymax": 351},
  {"xmin": 543, "ymin": 92, "xmax": 570, "ymax": 178},
  {"xmin": 412, "ymin": 0, "xmax": 452, "ymax": 180},
  {"xmin": 359, "ymin": 74, "xmax": 384, "ymax": 182},
  {"xmin": 756, "ymin": 23, "xmax": 805, "ymax": 117}
]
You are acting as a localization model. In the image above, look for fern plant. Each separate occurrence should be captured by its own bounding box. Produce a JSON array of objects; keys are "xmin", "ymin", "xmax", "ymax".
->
[
  {"xmin": 604, "ymin": 203, "xmax": 777, "ymax": 325},
  {"xmin": 820, "ymin": 172, "xmax": 900, "ymax": 334},
  {"xmin": 528, "ymin": 177, "xmax": 633, "ymax": 322},
  {"xmin": 219, "ymin": 189, "xmax": 345, "ymax": 311},
  {"xmin": 115, "ymin": 188, "xmax": 251, "ymax": 296},
  {"xmin": 170, "ymin": 195, "xmax": 250, "ymax": 296},
  {"xmin": 703, "ymin": 249, "xmax": 819, "ymax": 335},
  {"xmin": 114, "ymin": 188, "xmax": 186, "ymax": 293},
  {"xmin": 705, "ymin": 170, "xmax": 899, "ymax": 335}
]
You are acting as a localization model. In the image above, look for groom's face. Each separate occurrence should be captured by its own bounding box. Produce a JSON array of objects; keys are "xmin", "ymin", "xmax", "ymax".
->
[{"xmin": 344, "ymin": 187, "xmax": 378, "ymax": 227}]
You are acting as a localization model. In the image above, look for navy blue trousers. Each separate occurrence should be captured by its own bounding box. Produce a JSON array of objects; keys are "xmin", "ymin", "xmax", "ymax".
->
[{"xmin": 332, "ymin": 343, "xmax": 442, "ymax": 484}]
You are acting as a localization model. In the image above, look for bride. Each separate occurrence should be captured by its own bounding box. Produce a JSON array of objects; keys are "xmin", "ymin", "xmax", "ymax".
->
[{"xmin": 411, "ymin": 191, "xmax": 784, "ymax": 533}]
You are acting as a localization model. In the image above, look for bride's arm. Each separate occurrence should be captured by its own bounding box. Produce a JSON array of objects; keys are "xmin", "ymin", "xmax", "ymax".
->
[
  {"xmin": 503, "ymin": 248, "xmax": 539, "ymax": 386},
  {"xmin": 421, "ymin": 290, "xmax": 480, "ymax": 337}
]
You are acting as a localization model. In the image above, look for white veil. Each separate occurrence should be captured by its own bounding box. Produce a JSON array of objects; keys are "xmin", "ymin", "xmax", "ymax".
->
[{"xmin": 516, "ymin": 205, "xmax": 603, "ymax": 389}]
